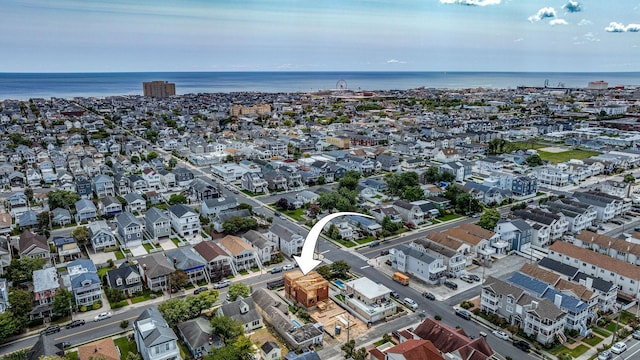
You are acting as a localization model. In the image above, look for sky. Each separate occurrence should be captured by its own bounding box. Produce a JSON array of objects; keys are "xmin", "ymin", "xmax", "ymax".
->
[{"xmin": 2, "ymin": 0, "xmax": 640, "ymax": 72}]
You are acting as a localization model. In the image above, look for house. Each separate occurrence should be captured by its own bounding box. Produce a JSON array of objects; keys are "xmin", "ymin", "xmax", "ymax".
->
[
  {"xmin": 494, "ymin": 218, "xmax": 532, "ymax": 253},
  {"xmin": 463, "ymin": 182, "xmax": 511, "ymax": 205},
  {"xmin": 168, "ymin": 204, "xmax": 201, "ymax": 240},
  {"xmin": 114, "ymin": 173, "xmax": 131, "ymax": 196},
  {"xmin": 52, "ymin": 236, "xmax": 81, "ymax": 263},
  {"xmin": 65, "ymin": 259, "xmax": 102, "ymax": 308},
  {"xmin": 32, "ymin": 267, "xmax": 59, "ymax": 319},
  {"xmin": 342, "ymin": 277, "xmax": 397, "ymax": 323},
  {"xmin": 124, "ymin": 192, "xmax": 147, "ymax": 214},
  {"xmin": 573, "ymin": 190, "xmax": 630, "ymax": 222},
  {"xmin": 200, "ymin": 197, "xmax": 238, "ymax": 217},
  {"xmin": 159, "ymin": 169, "xmax": 177, "ymax": 189},
  {"xmin": 75, "ymin": 199, "xmax": 98, "ymax": 223},
  {"xmin": 116, "ymin": 211, "xmax": 144, "ymax": 249},
  {"xmin": 241, "ymin": 172, "xmax": 268, "ymax": 194},
  {"xmin": 173, "ymin": 167, "xmax": 195, "ymax": 187},
  {"xmin": 213, "ymin": 209, "xmax": 252, "ymax": 233},
  {"xmin": 0, "ymin": 212, "xmax": 12, "ymax": 235},
  {"xmin": 218, "ymin": 235, "xmax": 261, "ymax": 271},
  {"xmin": 165, "ymin": 247, "xmax": 209, "ymax": 284},
  {"xmin": 252, "ymin": 288, "xmax": 323, "ymax": 352},
  {"xmin": 78, "ymin": 338, "xmax": 121, "ymax": 360},
  {"xmin": 17, "ymin": 210, "xmax": 39, "ymax": 229},
  {"xmin": 376, "ymin": 153, "xmax": 400, "ymax": 172},
  {"xmin": 392, "ymin": 200, "xmax": 425, "ymax": 225},
  {"xmin": 390, "ymin": 244, "xmax": 446, "ymax": 284},
  {"xmin": 138, "ymin": 252, "xmax": 175, "ymax": 292},
  {"xmin": 129, "ymin": 174, "xmax": 149, "ymax": 194},
  {"xmin": 92, "ymin": 174, "xmax": 115, "ymax": 198},
  {"xmin": 0, "ymin": 238, "xmax": 11, "ymax": 276},
  {"xmin": 439, "ymin": 161, "xmax": 472, "ymax": 182},
  {"xmin": 142, "ymin": 168, "xmax": 161, "ymax": 191},
  {"xmin": 512, "ymin": 208, "xmax": 569, "ymax": 247},
  {"xmin": 87, "ymin": 220, "xmax": 117, "ymax": 251},
  {"xmin": 133, "ymin": 308, "xmax": 181, "ymax": 360},
  {"xmin": 410, "ymin": 239, "xmax": 467, "ymax": 276},
  {"xmin": 284, "ymin": 270, "xmax": 329, "ymax": 310},
  {"xmin": 216, "ymin": 296, "xmax": 264, "ymax": 332},
  {"xmin": 189, "ymin": 177, "xmax": 220, "ymax": 201},
  {"xmin": 51, "ymin": 208, "xmax": 72, "ymax": 227},
  {"xmin": 441, "ymin": 223, "xmax": 497, "ymax": 260},
  {"xmin": 144, "ymin": 207, "xmax": 172, "ymax": 241},
  {"xmin": 242, "ymin": 230, "xmax": 277, "ymax": 264},
  {"xmin": 512, "ymin": 175, "xmax": 538, "ymax": 197},
  {"xmin": 266, "ymin": 223, "xmax": 305, "ymax": 258},
  {"xmin": 106, "ymin": 262, "xmax": 143, "ymax": 296},
  {"xmin": 572, "ymin": 230, "xmax": 640, "ymax": 266},
  {"xmin": 261, "ymin": 341, "xmax": 281, "ymax": 360},
  {"xmin": 99, "ymin": 196, "xmax": 123, "ymax": 217},
  {"xmin": 433, "ymin": 148, "xmax": 459, "ymax": 163},
  {"xmin": 18, "ymin": 230, "xmax": 50, "ymax": 265},
  {"xmin": 0, "ymin": 279, "xmax": 7, "ymax": 314},
  {"xmin": 75, "ymin": 177, "xmax": 93, "ymax": 199},
  {"xmin": 193, "ymin": 241, "xmax": 237, "ymax": 281},
  {"xmin": 545, "ymin": 198, "xmax": 597, "ymax": 234},
  {"xmin": 177, "ymin": 317, "xmax": 223, "ymax": 359},
  {"xmin": 411, "ymin": 318, "xmax": 494, "ymax": 360},
  {"xmin": 369, "ymin": 339, "xmax": 443, "ymax": 360}
]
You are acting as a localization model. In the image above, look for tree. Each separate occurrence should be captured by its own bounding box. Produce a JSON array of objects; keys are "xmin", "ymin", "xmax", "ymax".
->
[
  {"xmin": 222, "ymin": 216, "xmax": 258, "ymax": 234},
  {"xmin": 236, "ymin": 203, "xmax": 254, "ymax": 214},
  {"xmin": 169, "ymin": 270, "xmax": 188, "ymax": 290},
  {"xmin": 6, "ymin": 257, "xmax": 45, "ymax": 283},
  {"xmin": 381, "ymin": 216, "xmax": 402, "ymax": 233},
  {"xmin": 338, "ymin": 176, "xmax": 359, "ymax": 192},
  {"xmin": 72, "ymin": 226, "xmax": 90, "ymax": 247},
  {"xmin": 402, "ymin": 185, "xmax": 425, "ymax": 201},
  {"xmin": 126, "ymin": 352, "xmax": 142, "ymax": 360},
  {"xmin": 526, "ymin": 154, "xmax": 544, "ymax": 167},
  {"xmin": 275, "ymin": 198, "xmax": 291, "ymax": 211},
  {"xmin": 330, "ymin": 260, "xmax": 351, "ymax": 279},
  {"xmin": 317, "ymin": 176, "xmax": 326, "ymax": 185},
  {"xmin": 342, "ymin": 340, "xmax": 358, "ymax": 359},
  {"xmin": 8, "ymin": 289, "xmax": 32, "ymax": 326},
  {"xmin": 227, "ymin": 283, "xmax": 250, "ymax": 302},
  {"xmin": 210, "ymin": 316, "xmax": 244, "ymax": 345},
  {"xmin": 477, "ymin": 209, "xmax": 501, "ymax": 231},
  {"xmin": 105, "ymin": 287, "xmax": 126, "ymax": 303},
  {"xmin": 168, "ymin": 194, "xmax": 188, "ymax": 205},
  {"xmin": 52, "ymin": 288, "xmax": 73, "ymax": 316},
  {"xmin": 0, "ymin": 312, "xmax": 19, "ymax": 343},
  {"xmin": 24, "ymin": 187, "xmax": 34, "ymax": 202},
  {"xmin": 186, "ymin": 290, "xmax": 219, "ymax": 317},
  {"xmin": 158, "ymin": 298, "xmax": 190, "ymax": 328},
  {"xmin": 146, "ymin": 151, "xmax": 159, "ymax": 161},
  {"xmin": 47, "ymin": 190, "xmax": 80, "ymax": 212},
  {"xmin": 455, "ymin": 193, "xmax": 473, "ymax": 215},
  {"xmin": 168, "ymin": 157, "xmax": 178, "ymax": 169},
  {"xmin": 624, "ymin": 173, "xmax": 636, "ymax": 183},
  {"xmin": 316, "ymin": 265, "xmax": 333, "ymax": 280},
  {"xmin": 37, "ymin": 211, "xmax": 50, "ymax": 229}
]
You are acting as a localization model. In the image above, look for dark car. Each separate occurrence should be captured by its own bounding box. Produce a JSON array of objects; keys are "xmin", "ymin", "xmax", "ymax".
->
[
  {"xmin": 369, "ymin": 241, "xmax": 380, "ymax": 247},
  {"xmin": 194, "ymin": 286, "xmax": 209, "ymax": 295},
  {"xmin": 65, "ymin": 319, "xmax": 85, "ymax": 329},
  {"xmin": 444, "ymin": 280, "xmax": 458, "ymax": 290},
  {"xmin": 513, "ymin": 339, "xmax": 531, "ymax": 352},
  {"xmin": 40, "ymin": 325, "xmax": 61, "ymax": 335},
  {"xmin": 469, "ymin": 274, "xmax": 481, "ymax": 282},
  {"xmin": 455, "ymin": 309, "xmax": 472, "ymax": 320},
  {"xmin": 380, "ymin": 249, "xmax": 390, "ymax": 256},
  {"xmin": 391, "ymin": 291, "xmax": 400, "ymax": 299},
  {"xmin": 271, "ymin": 267, "xmax": 283, "ymax": 274},
  {"xmin": 422, "ymin": 292, "xmax": 435, "ymax": 300}
]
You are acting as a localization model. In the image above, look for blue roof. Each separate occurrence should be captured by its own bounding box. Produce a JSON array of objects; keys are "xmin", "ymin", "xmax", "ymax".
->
[
  {"xmin": 67, "ymin": 259, "xmax": 97, "ymax": 273},
  {"xmin": 507, "ymin": 272, "xmax": 549, "ymax": 296},
  {"xmin": 542, "ymin": 287, "xmax": 589, "ymax": 313},
  {"xmin": 53, "ymin": 237, "xmax": 76, "ymax": 246},
  {"xmin": 70, "ymin": 272, "xmax": 100, "ymax": 288},
  {"xmin": 351, "ymin": 216, "xmax": 379, "ymax": 227}
]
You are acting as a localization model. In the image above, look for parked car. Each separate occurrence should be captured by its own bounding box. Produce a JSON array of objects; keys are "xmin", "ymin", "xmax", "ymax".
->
[
  {"xmin": 469, "ymin": 274, "xmax": 481, "ymax": 282},
  {"xmin": 513, "ymin": 339, "xmax": 531, "ymax": 352},
  {"xmin": 460, "ymin": 275, "xmax": 474, "ymax": 283},
  {"xmin": 212, "ymin": 279, "xmax": 231, "ymax": 289},
  {"xmin": 271, "ymin": 267, "xmax": 283, "ymax": 274},
  {"xmin": 633, "ymin": 329, "xmax": 640, "ymax": 340},
  {"xmin": 455, "ymin": 309, "xmax": 472, "ymax": 320},
  {"xmin": 403, "ymin": 297, "xmax": 418, "ymax": 310},
  {"xmin": 369, "ymin": 241, "xmax": 380, "ymax": 247},
  {"xmin": 391, "ymin": 291, "xmax": 400, "ymax": 299},
  {"xmin": 472, "ymin": 258, "xmax": 482, "ymax": 266},
  {"xmin": 94, "ymin": 312, "xmax": 112, "ymax": 322},
  {"xmin": 283, "ymin": 264, "xmax": 294, "ymax": 271},
  {"xmin": 444, "ymin": 280, "xmax": 458, "ymax": 290},
  {"xmin": 380, "ymin": 249, "xmax": 390, "ymax": 256},
  {"xmin": 422, "ymin": 292, "xmax": 435, "ymax": 300},
  {"xmin": 492, "ymin": 330, "xmax": 509, "ymax": 341},
  {"xmin": 65, "ymin": 319, "xmax": 85, "ymax": 329},
  {"xmin": 610, "ymin": 341, "xmax": 627, "ymax": 354},
  {"xmin": 597, "ymin": 351, "xmax": 612, "ymax": 360},
  {"xmin": 194, "ymin": 286, "xmax": 209, "ymax": 295},
  {"xmin": 611, "ymin": 220, "xmax": 624, "ymax": 225},
  {"xmin": 40, "ymin": 325, "xmax": 60, "ymax": 335}
]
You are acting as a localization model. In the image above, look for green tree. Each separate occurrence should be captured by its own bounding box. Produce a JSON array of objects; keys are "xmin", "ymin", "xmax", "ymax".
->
[
  {"xmin": 47, "ymin": 190, "xmax": 81, "ymax": 212},
  {"xmin": 158, "ymin": 298, "xmax": 190, "ymax": 328},
  {"xmin": 210, "ymin": 316, "xmax": 244, "ymax": 345},
  {"xmin": 236, "ymin": 203, "xmax": 254, "ymax": 214},
  {"xmin": 342, "ymin": 339, "xmax": 357, "ymax": 359},
  {"xmin": 222, "ymin": 216, "xmax": 259, "ymax": 234},
  {"xmin": 6, "ymin": 257, "xmax": 45, "ymax": 283},
  {"xmin": 330, "ymin": 260, "xmax": 351, "ymax": 279},
  {"xmin": 317, "ymin": 176, "xmax": 326, "ymax": 185},
  {"xmin": 8, "ymin": 289, "xmax": 33, "ymax": 326},
  {"xmin": 168, "ymin": 157, "xmax": 178, "ymax": 169},
  {"xmin": 381, "ymin": 216, "xmax": 402, "ymax": 233},
  {"xmin": 402, "ymin": 185, "xmax": 426, "ymax": 201},
  {"xmin": 24, "ymin": 187, "xmax": 34, "ymax": 202},
  {"xmin": 105, "ymin": 287, "xmax": 126, "ymax": 303},
  {"xmin": 146, "ymin": 130, "xmax": 159, "ymax": 143},
  {"xmin": 186, "ymin": 290, "xmax": 219, "ymax": 317},
  {"xmin": 477, "ymin": 209, "xmax": 501, "ymax": 231},
  {"xmin": 169, "ymin": 270, "xmax": 188, "ymax": 290},
  {"xmin": 72, "ymin": 226, "xmax": 90, "ymax": 247},
  {"xmin": 37, "ymin": 211, "xmax": 50, "ymax": 229},
  {"xmin": 146, "ymin": 151, "xmax": 159, "ymax": 161},
  {"xmin": 52, "ymin": 288, "xmax": 74, "ymax": 316},
  {"xmin": 316, "ymin": 265, "xmax": 333, "ymax": 280},
  {"xmin": 624, "ymin": 173, "xmax": 636, "ymax": 183},
  {"xmin": 227, "ymin": 283, "xmax": 250, "ymax": 301},
  {"xmin": 275, "ymin": 198, "xmax": 291, "ymax": 211},
  {"xmin": 126, "ymin": 352, "xmax": 142, "ymax": 360},
  {"xmin": 338, "ymin": 176, "xmax": 359, "ymax": 192},
  {"xmin": 0, "ymin": 312, "xmax": 19, "ymax": 343},
  {"xmin": 168, "ymin": 194, "xmax": 188, "ymax": 205},
  {"xmin": 422, "ymin": 166, "xmax": 440, "ymax": 184},
  {"xmin": 526, "ymin": 154, "xmax": 544, "ymax": 167}
]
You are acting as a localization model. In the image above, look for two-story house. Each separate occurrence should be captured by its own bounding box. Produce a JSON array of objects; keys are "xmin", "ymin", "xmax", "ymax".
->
[
  {"xmin": 124, "ymin": 192, "xmax": 147, "ymax": 214},
  {"xmin": 87, "ymin": 220, "xmax": 117, "ymax": 251},
  {"xmin": 116, "ymin": 211, "xmax": 144, "ymax": 249},
  {"xmin": 75, "ymin": 199, "xmax": 98, "ymax": 223},
  {"xmin": 138, "ymin": 253, "xmax": 176, "ymax": 292},
  {"xmin": 219, "ymin": 235, "xmax": 261, "ymax": 271},
  {"xmin": 216, "ymin": 296, "xmax": 263, "ymax": 333},
  {"xmin": 106, "ymin": 262, "xmax": 143, "ymax": 296},
  {"xmin": 32, "ymin": 267, "xmax": 60, "ymax": 319},
  {"xmin": 142, "ymin": 168, "xmax": 161, "ymax": 191},
  {"xmin": 266, "ymin": 223, "xmax": 305, "ymax": 258},
  {"xmin": 390, "ymin": 244, "xmax": 446, "ymax": 284},
  {"xmin": 168, "ymin": 204, "xmax": 201, "ymax": 240},
  {"xmin": 18, "ymin": 230, "xmax": 50, "ymax": 265},
  {"xmin": 133, "ymin": 308, "xmax": 181, "ymax": 360},
  {"xmin": 92, "ymin": 174, "xmax": 115, "ymax": 198},
  {"xmin": 145, "ymin": 207, "xmax": 172, "ymax": 241},
  {"xmin": 392, "ymin": 200, "xmax": 425, "ymax": 226},
  {"xmin": 65, "ymin": 259, "xmax": 102, "ymax": 308},
  {"xmin": 165, "ymin": 247, "xmax": 209, "ymax": 284},
  {"xmin": 193, "ymin": 241, "xmax": 237, "ymax": 281}
]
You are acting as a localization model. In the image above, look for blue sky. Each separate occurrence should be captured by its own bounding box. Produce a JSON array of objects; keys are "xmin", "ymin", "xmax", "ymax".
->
[{"xmin": 2, "ymin": 0, "xmax": 639, "ymax": 72}]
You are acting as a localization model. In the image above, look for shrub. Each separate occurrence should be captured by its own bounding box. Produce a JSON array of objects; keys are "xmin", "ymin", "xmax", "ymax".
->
[
  {"xmin": 460, "ymin": 300, "xmax": 474, "ymax": 310},
  {"xmin": 80, "ymin": 305, "xmax": 87, "ymax": 312},
  {"xmin": 92, "ymin": 301, "xmax": 101, "ymax": 310},
  {"xmin": 120, "ymin": 320, "xmax": 129, "ymax": 329},
  {"xmin": 107, "ymin": 259, "xmax": 114, "ymax": 268},
  {"xmin": 434, "ymin": 315, "xmax": 442, "ymax": 321}
]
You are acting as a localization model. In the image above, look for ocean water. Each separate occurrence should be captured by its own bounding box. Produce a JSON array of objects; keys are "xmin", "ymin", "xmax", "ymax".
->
[{"xmin": 1, "ymin": 71, "xmax": 640, "ymax": 100}]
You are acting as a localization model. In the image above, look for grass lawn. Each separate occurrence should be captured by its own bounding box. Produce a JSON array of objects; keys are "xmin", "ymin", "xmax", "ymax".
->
[
  {"xmin": 110, "ymin": 299, "xmax": 129, "ymax": 309},
  {"xmin": 605, "ymin": 322, "xmax": 621, "ymax": 333},
  {"xmin": 65, "ymin": 351, "xmax": 79, "ymax": 360},
  {"xmin": 619, "ymin": 310, "xmax": 637, "ymax": 324},
  {"xmin": 114, "ymin": 250, "xmax": 124, "ymax": 260},
  {"xmin": 335, "ymin": 238, "xmax": 357, "ymax": 248},
  {"xmin": 143, "ymin": 243, "xmax": 155, "ymax": 252},
  {"xmin": 437, "ymin": 214, "xmax": 463, "ymax": 222},
  {"xmin": 171, "ymin": 238, "xmax": 182, "ymax": 246},
  {"xmin": 512, "ymin": 141, "xmax": 547, "ymax": 150},
  {"xmin": 593, "ymin": 327, "xmax": 611, "ymax": 338},
  {"xmin": 131, "ymin": 290, "xmax": 153, "ymax": 304},
  {"xmin": 355, "ymin": 236, "xmax": 376, "ymax": 244},
  {"xmin": 114, "ymin": 337, "xmax": 137, "ymax": 359},
  {"xmin": 538, "ymin": 149, "xmax": 600, "ymax": 163},
  {"xmin": 583, "ymin": 335, "xmax": 604, "ymax": 347},
  {"xmin": 565, "ymin": 345, "xmax": 590, "ymax": 358},
  {"xmin": 241, "ymin": 189, "xmax": 261, "ymax": 197},
  {"xmin": 374, "ymin": 339, "xmax": 390, "ymax": 346},
  {"xmin": 57, "ymin": 266, "xmax": 67, "ymax": 273},
  {"xmin": 97, "ymin": 267, "xmax": 110, "ymax": 277},
  {"xmin": 283, "ymin": 208, "xmax": 305, "ymax": 222}
]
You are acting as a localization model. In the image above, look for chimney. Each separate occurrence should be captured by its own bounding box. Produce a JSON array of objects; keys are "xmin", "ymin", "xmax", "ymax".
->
[
  {"xmin": 585, "ymin": 277, "xmax": 593, "ymax": 290},
  {"xmin": 173, "ymin": 257, "xmax": 177, "ymax": 264},
  {"xmin": 554, "ymin": 294, "xmax": 563, "ymax": 307},
  {"xmin": 143, "ymin": 264, "xmax": 147, "ymax": 270},
  {"xmin": 531, "ymin": 301, "xmax": 538, "ymax": 310}
]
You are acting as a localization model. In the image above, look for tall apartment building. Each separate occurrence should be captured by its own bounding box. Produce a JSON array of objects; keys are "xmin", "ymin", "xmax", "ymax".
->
[{"xmin": 143, "ymin": 81, "xmax": 176, "ymax": 97}]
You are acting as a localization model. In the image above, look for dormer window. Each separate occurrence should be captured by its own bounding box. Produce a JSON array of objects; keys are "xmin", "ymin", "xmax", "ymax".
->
[{"xmin": 116, "ymin": 278, "xmax": 123, "ymax": 286}]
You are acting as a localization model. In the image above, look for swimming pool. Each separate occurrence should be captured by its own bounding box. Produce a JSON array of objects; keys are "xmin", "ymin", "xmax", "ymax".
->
[
  {"xmin": 334, "ymin": 280, "xmax": 345, "ymax": 289},
  {"xmin": 292, "ymin": 320, "xmax": 302, "ymax": 328}
]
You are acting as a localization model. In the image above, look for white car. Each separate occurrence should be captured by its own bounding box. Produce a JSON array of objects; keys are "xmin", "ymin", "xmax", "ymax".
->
[
  {"xmin": 610, "ymin": 341, "xmax": 627, "ymax": 354},
  {"xmin": 283, "ymin": 264, "xmax": 294, "ymax": 271},
  {"xmin": 94, "ymin": 312, "xmax": 112, "ymax": 322},
  {"xmin": 492, "ymin": 330, "xmax": 509, "ymax": 341},
  {"xmin": 403, "ymin": 297, "xmax": 418, "ymax": 310}
]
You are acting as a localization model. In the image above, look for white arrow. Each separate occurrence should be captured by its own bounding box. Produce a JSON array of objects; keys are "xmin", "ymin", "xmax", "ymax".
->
[{"xmin": 294, "ymin": 212, "xmax": 374, "ymax": 275}]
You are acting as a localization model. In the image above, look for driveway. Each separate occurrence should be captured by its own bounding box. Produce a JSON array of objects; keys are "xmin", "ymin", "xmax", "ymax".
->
[
  {"xmin": 88, "ymin": 251, "xmax": 117, "ymax": 267},
  {"xmin": 159, "ymin": 239, "xmax": 177, "ymax": 250},
  {"xmin": 129, "ymin": 245, "xmax": 148, "ymax": 257}
]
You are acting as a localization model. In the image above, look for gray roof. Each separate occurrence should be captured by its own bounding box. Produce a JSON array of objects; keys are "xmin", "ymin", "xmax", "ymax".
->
[
  {"xmin": 177, "ymin": 317, "xmax": 223, "ymax": 350},
  {"xmin": 396, "ymin": 244, "xmax": 438, "ymax": 264},
  {"xmin": 218, "ymin": 296, "xmax": 263, "ymax": 326},
  {"xmin": 482, "ymin": 276, "xmax": 525, "ymax": 299},
  {"xmin": 124, "ymin": 192, "xmax": 145, "ymax": 204},
  {"xmin": 138, "ymin": 253, "xmax": 175, "ymax": 278},
  {"xmin": 135, "ymin": 308, "xmax": 178, "ymax": 347},
  {"xmin": 116, "ymin": 211, "xmax": 142, "ymax": 227},
  {"xmin": 169, "ymin": 204, "xmax": 196, "ymax": 218},
  {"xmin": 242, "ymin": 230, "xmax": 275, "ymax": 250},
  {"xmin": 165, "ymin": 247, "xmax": 206, "ymax": 270},
  {"xmin": 33, "ymin": 267, "xmax": 59, "ymax": 293},
  {"xmin": 145, "ymin": 207, "xmax": 170, "ymax": 223}
]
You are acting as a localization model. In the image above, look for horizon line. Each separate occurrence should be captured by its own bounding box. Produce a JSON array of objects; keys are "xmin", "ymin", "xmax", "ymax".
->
[{"xmin": 2, "ymin": 70, "xmax": 640, "ymax": 75}]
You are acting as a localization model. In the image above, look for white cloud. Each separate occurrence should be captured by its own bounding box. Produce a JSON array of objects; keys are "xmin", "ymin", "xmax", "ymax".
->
[
  {"xmin": 439, "ymin": 0, "xmax": 501, "ymax": 6},
  {"xmin": 577, "ymin": 19, "xmax": 592, "ymax": 26},
  {"xmin": 514, "ymin": 38, "xmax": 524, "ymax": 42},
  {"xmin": 584, "ymin": 32, "xmax": 600, "ymax": 42},
  {"xmin": 605, "ymin": 22, "xmax": 640, "ymax": 33},
  {"xmin": 528, "ymin": 7, "xmax": 556, "ymax": 22},
  {"xmin": 549, "ymin": 19, "xmax": 568, "ymax": 26},
  {"xmin": 562, "ymin": 1, "xmax": 582, "ymax": 13},
  {"xmin": 386, "ymin": 59, "xmax": 406, "ymax": 64}
]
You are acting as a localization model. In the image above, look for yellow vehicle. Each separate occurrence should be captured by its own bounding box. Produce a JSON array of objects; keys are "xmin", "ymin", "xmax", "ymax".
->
[{"xmin": 392, "ymin": 272, "xmax": 409, "ymax": 286}]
